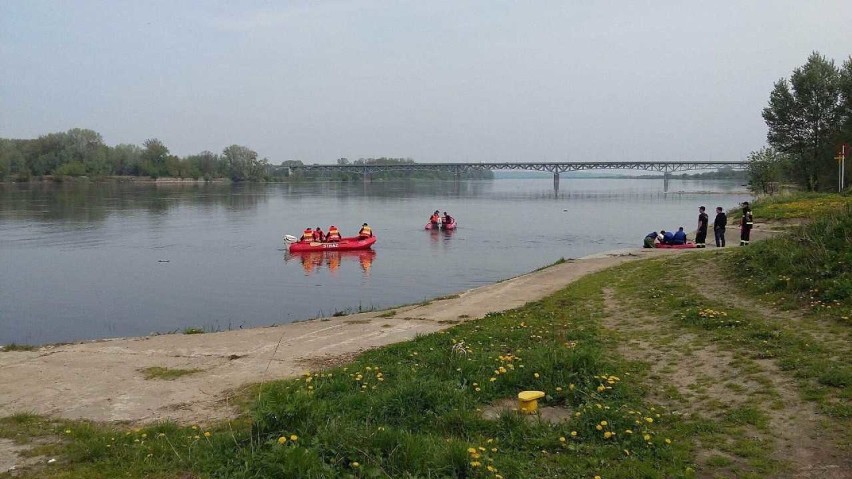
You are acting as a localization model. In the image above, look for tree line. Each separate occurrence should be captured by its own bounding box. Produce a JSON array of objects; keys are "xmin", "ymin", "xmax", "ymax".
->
[
  {"xmin": 0, "ymin": 130, "xmax": 492, "ymax": 182},
  {"xmin": 0, "ymin": 129, "xmax": 269, "ymax": 182},
  {"xmin": 748, "ymin": 52, "xmax": 852, "ymax": 193}
]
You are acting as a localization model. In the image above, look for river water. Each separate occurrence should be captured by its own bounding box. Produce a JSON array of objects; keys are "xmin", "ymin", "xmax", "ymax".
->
[{"xmin": 0, "ymin": 178, "xmax": 750, "ymax": 345}]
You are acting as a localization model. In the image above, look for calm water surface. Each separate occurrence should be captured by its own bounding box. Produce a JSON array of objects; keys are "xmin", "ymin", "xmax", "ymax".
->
[{"xmin": 0, "ymin": 178, "xmax": 750, "ymax": 345}]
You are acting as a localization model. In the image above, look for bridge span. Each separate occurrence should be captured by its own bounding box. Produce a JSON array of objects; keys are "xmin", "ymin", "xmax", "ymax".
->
[
  {"xmin": 279, "ymin": 160, "xmax": 746, "ymax": 177},
  {"xmin": 276, "ymin": 160, "xmax": 747, "ymax": 192}
]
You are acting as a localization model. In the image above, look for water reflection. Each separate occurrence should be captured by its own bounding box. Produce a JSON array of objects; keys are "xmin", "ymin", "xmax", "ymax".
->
[{"xmin": 284, "ymin": 250, "xmax": 376, "ymax": 276}]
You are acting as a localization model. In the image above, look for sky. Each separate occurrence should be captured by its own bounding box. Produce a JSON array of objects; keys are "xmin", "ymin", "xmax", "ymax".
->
[{"xmin": 1, "ymin": 1, "xmax": 850, "ymax": 164}]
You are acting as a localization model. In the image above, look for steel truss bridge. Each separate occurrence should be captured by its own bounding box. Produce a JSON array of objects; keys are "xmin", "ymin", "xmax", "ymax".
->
[{"xmin": 278, "ymin": 160, "xmax": 747, "ymax": 178}]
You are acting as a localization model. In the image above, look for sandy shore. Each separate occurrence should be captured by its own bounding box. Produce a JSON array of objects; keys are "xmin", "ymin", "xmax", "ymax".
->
[{"xmin": 1, "ymin": 224, "xmax": 777, "ymax": 425}]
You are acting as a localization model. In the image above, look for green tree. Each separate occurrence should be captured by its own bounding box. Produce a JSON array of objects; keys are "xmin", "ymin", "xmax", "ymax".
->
[
  {"xmin": 109, "ymin": 144, "xmax": 142, "ymax": 175},
  {"xmin": 223, "ymin": 144, "xmax": 267, "ymax": 181},
  {"xmin": 762, "ymin": 52, "xmax": 847, "ymax": 191},
  {"xmin": 140, "ymin": 138, "xmax": 169, "ymax": 177},
  {"xmin": 746, "ymin": 147, "xmax": 786, "ymax": 195}
]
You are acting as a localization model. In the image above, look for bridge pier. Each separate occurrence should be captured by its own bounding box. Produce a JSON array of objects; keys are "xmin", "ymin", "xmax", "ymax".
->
[{"xmin": 553, "ymin": 172, "xmax": 560, "ymax": 195}]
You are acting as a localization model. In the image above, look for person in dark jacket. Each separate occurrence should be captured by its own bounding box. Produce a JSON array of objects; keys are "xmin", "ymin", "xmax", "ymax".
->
[
  {"xmin": 713, "ymin": 207, "xmax": 727, "ymax": 247},
  {"xmin": 672, "ymin": 227, "xmax": 687, "ymax": 245},
  {"xmin": 740, "ymin": 202, "xmax": 754, "ymax": 246},
  {"xmin": 643, "ymin": 230, "xmax": 663, "ymax": 248},
  {"xmin": 696, "ymin": 206, "xmax": 709, "ymax": 248},
  {"xmin": 661, "ymin": 230, "xmax": 675, "ymax": 245}
]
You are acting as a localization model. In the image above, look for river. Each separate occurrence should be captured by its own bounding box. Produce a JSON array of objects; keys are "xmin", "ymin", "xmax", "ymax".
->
[{"xmin": 0, "ymin": 178, "xmax": 750, "ymax": 345}]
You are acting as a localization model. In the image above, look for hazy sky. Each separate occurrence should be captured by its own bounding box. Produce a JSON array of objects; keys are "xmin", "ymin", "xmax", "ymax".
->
[{"xmin": 1, "ymin": 1, "xmax": 850, "ymax": 164}]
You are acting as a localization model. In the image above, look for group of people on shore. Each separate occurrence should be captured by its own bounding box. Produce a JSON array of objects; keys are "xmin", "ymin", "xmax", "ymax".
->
[
  {"xmin": 428, "ymin": 210, "xmax": 454, "ymax": 227},
  {"xmin": 299, "ymin": 223, "xmax": 373, "ymax": 243},
  {"xmin": 643, "ymin": 202, "xmax": 754, "ymax": 248}
]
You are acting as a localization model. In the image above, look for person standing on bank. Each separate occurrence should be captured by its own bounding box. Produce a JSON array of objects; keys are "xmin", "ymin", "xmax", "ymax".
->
[
  {"xmin": 714, "ymin": 206, "xmax": 727, "ymax": 247},
  {"xmin": 740, "ymin": 202, "xmax": 754, "ymax": 246},
  {"xmin": 696, "ymin": 206, "xmax": 709, "ymax": 248}
]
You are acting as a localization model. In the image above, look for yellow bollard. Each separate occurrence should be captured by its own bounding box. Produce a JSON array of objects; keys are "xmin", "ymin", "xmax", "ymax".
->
[{"xmin": 518, "ymin": 390, "xmax": 545, "ymax": 414}]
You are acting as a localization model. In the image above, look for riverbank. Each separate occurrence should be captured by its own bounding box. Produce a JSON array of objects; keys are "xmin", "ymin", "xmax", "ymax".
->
[
  {"xmin": 0, "ymin": 249, "xmax": 651, "ymax": 424},
  {"xmin": 0, "ymin": 222, "xmax": 789, "ymax": 425},
  {"xmin": 2, "ymin": 198, "xmax": 849, "ymax": 478}
]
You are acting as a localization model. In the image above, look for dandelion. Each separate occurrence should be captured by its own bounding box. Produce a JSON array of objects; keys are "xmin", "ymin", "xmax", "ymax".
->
[
  {"xmin": 470, "ymin": 461, "xmax": 481, "ymax": 468},
  {"xmin": 596, "ymin": 425, "xmax": 603, "ymax": 431},
  {"xmin": 278, "ymin": 436, "xmax": 287, "ymax": 444},
  {"xmin": 290, "ymin": 434, "xmax": 299, "ymax": 441},
  {"xmin": 534, "ymin": 373, "xmax": 540, "ymax": 378},
  {"xmin": 352, "ymin": 461, "xmax": 360, "ymax": 468},
  {"xmin": 645, "ymin": 417, "xmax": 654, "ymax": 423},
  {"xmin": 643, "ymin": 434, "xmax": 651, "ymax": 441},
  {"xmin": 665, "ymin": 438, "xmax": 672, "ymax": 444},
  {"xmin": 600, "ymin": 420, "xmax": 607, "ymax": 426},
  {"xmin": 570, "ymin": 431, "xmax": 577, "ymax": 437},
  {"xmin": 604, "ymin": 431, "xmax": 613, "ymax": 439},
  {"xmin": 559, "ymin": 436, "xmax": 566, "ymax": 442},
  {"xmin": 64, "ymin": 429, "xmax": 71, "ymax": 434},
  {"xmin": 204, "ymin": 431, "xmax": 211, "ymax": 438}
]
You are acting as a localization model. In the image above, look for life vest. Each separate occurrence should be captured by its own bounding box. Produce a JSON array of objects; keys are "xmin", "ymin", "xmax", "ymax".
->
[
  {"xmin": 327, "ymin": 227, "xmax": 341, "ymax": 241},
  {"xmin": 430, "ymin": 214, "xmax": 440, "ymax": 224},
  {"xmin": 744, "ymin": 211, "xmax": 753, "ymax": 226},
  {"xmin": 300, "ymin": 228, "xmax": 314, "ymax": 242},
  {"xmin": 359, "ymin": 225, "xmax": 372, "ymax": 237}
]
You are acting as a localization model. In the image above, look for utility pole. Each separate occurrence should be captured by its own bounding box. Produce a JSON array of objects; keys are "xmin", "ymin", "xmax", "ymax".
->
[{"xmin": 838, "ymin": 144, "xmax": 849, "ymax": 193}]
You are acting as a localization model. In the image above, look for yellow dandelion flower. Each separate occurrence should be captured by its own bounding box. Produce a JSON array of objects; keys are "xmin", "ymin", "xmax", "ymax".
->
[
  {"xmin": 645, "ymin": 417, "xmax": 653, "ymax": 423},
  {"xmin": 665, "ymin": 438, "xmax": 671, "ymax": 444},
  {"xmin": 604, "ymin": 431, "xmax": 613, "ymax": 439},
  {"xmin": 559, "ymin": 436, "xmax": 566, "ymax": 442},
  {"xmin": 534, "ymin": 373, "xmax": 540, "ymax": 378},
  {"xmin": 596, "ymin": 425, "xmax": 603, "ymax": 431},
  {"xmin": 470, "ymin": 461, "xmax": 481, "ymax": 467},
  {"xmin": 490, "ymin": 377, "xmax": 497, "ymax": 382},
  {"xmin": 290, "ymin": 434, "xmax": 298, "ymax": 441},
  {"xmin": 352, "ymin": 461, "xmax": 360, "ymax": 468},
  {"xmin": 204, "ymin": 431, "xmax": 211, "ymax": 438},
  {"xmin": 556, "ymin": 387, "xmax": 563, "ymax": 392},
  {"xmin": 600, "ymin": 420, "xmax": 607, "ymax": 426},
  {"xmin": 570, "ymin": 431, "xmax": 577, "ymax": 437},
  {"xmin": 643, "ymin": 434, "xmax": 651, "ymax": 441},
  {"xmin": 467, "ymin": 447, "xmax": 477, "ymax": 454}
]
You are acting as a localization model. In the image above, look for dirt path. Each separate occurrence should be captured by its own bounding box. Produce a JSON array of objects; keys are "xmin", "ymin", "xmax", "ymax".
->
[
  {"xmin": 0, "ymin": 249, "xmax": 666, "ymax": 425},
  {"xmin": 599, "ymin": 258, "xmax": 850, "ymax": 479}
]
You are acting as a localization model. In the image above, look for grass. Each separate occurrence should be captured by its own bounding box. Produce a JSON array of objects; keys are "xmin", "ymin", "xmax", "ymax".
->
[
  {"xmin": 725, "ymin": 202, "xmax": 852, "ymax": 319},
  {"xmin": 748, "ymin": 192, "xmax": 852, "ymax": 220},
  {"xmin": 1, "ymin": 343, "xmax": 37, "ymax": 352},
  {"xmin": 182, "ymin": 327, "xmax": 205, "ymax": 335},
  {"xmin": 140, "ymin": 367, "xmax": 203, "ymax": 381},
  {"xmin": 1, "ymin": 193, "xmax": 848, "ymax": 478}
]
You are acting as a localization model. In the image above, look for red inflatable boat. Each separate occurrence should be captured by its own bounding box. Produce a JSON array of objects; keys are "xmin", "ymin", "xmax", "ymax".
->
[
  {"xmin": 288, "ymin": 236, "xmax": 376, "ymax": 253},
  {"xmin": 424, "ymin": 221, "xmax": 457, "ymax": 230},
  {"xmin": 654, "ymin": 242, "xmax": 696, "ymax": 249}
]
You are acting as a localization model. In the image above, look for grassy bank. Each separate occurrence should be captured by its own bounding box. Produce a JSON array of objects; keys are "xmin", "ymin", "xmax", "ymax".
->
[{"xmin": 2, "ymin": 195, "xmax": 849, "ymax": 478}]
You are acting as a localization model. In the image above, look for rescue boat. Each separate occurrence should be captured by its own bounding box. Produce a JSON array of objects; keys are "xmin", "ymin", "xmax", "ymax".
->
[
  {"xmin": 424, "ymin": 221, "xmax": 457, "ymax": 230},
  {"xmin": 288, "ymin": 235, "xmax": 376, "ymax": 253},
  {"xmin": 654, "ymin": 242, "xmax": 696, "ymax": 249}
]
